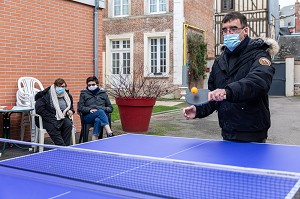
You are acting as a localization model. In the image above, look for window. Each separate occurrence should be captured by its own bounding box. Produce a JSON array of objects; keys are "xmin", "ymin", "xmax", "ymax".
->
[
  {"xmin": 150, "ymin": 38, "xmax": 166, "ymax": 74},
  {"xmin": 149, "ymin": 0, "xmax": 166, "ymax": 13},
  {"xmin": 113, "ymin": 0, "xmax": 129, "ymax": 16},
  {"xmin": 222, "ymin": 0, "xmax": 234, "ymax": 11},
  {"xmin": 144, "ymin": 32, "xmax": 169, "ymax": 76},
  {"xmin": 111, "ymin": 40, "xmax": 131, "ymax": 75}
]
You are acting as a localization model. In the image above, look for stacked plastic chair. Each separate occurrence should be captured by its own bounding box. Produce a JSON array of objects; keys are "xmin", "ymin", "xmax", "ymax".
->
[{"xmin": 16, "ymin": 77, "xmax": 44, "ymax": 144}]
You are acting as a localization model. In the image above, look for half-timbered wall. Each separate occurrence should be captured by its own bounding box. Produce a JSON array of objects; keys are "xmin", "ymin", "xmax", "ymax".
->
[{"xmin": 214, "ymin": 0, "xmax": 269, "ymax": 55}]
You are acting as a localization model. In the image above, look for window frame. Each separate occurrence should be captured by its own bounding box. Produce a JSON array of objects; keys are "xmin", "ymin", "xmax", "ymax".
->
[
  {"xmin": 144, "ymin": 32, "xmax": 170, "ymax": 77},
  {"xmin": 113, "ymin": 0, "xmax": 129, "ymax": 17},
  {"xmin": 111, "ymin": 39, "xmax": 131, "ymax": 75},
  {"xmin": 145, "ymin": 0, "xmax": 168, "ymax": 15},
  {"xmin": 221, "ymin": 0, "xmax": 234, "ymax": 12},
  {"xmin": 105, "ymin": 34, "xmax": 134, "ymax": 81}
]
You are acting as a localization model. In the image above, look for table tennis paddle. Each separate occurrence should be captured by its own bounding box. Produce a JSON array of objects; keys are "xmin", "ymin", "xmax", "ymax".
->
[{"xmin": 185, "ymin": 88, "xmax": 210, "ymax": 106}]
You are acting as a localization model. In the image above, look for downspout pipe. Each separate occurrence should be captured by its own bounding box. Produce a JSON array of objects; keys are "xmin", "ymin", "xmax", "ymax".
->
[{"xmin": 93, "ymin": 0, "xmax": 99, "ymax": 77}]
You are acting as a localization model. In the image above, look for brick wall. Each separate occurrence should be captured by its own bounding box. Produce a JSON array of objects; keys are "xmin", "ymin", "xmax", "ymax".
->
[
  {"xmin": 184, "ymin": 0, "xmax": 215, "ymax": 59},
  {"xmin": 0, "ymin": 0, "xmax": 103, "ymax": 140}
]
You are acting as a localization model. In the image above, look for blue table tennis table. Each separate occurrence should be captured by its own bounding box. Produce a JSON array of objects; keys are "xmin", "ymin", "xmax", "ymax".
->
[{"xmin": 0, "ymin": 134, "xmax": 300, "ymax": 199}]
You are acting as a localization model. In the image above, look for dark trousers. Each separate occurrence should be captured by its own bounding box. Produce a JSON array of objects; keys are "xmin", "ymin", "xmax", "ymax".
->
[
  {"xmin": 223, "ymin": 138, "xmax": 267, "ymax": 143},
  {"xmin": 47, "ymin": 118, "xmax": 72, "ymax": 146}
]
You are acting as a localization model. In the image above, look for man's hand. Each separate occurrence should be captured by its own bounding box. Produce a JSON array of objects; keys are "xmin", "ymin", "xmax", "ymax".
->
[
  {"xmin": 90, "ymin": 109, "xmax": 97, "ymax": 113},
  {"xmin": 183, "ymin": 106, "xmax": 196, "ymax": 120},
  {"xmin": 208, "ymin": 89, "xmax": 226, "ymax": 102},
  {"xmin": 67, "ymin": 110, "xmax": 73, "ymax": 116}
]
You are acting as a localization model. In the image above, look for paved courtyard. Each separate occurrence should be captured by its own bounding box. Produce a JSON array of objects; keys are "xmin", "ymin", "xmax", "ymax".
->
[{"xmin": 114, "ymin": 96, "xmax": 300, "ymax": 146}]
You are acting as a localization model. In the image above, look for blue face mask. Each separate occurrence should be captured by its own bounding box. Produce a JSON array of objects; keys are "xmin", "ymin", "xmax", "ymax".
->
[
  {"xmin": 56, "ymin": 87, "xmax": 65, "ymax": 95},
  {"xmin": 223, "ymin": 32, "xmax": 242, "ymax": 52}
]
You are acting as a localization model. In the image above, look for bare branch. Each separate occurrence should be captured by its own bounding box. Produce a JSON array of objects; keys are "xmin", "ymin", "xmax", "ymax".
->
[{"xmin": 106, "ymin": 67, "xmax": 178, "ymax": 99}]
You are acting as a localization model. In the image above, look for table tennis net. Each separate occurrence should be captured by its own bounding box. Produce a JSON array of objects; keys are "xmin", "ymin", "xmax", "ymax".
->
[{"xmin": 0, "ymin": 139, "xmax": 300, "ymax": 199}]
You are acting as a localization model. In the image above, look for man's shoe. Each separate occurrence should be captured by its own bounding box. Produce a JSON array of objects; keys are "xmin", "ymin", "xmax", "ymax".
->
[{"xmin": 107, "ymin": 132, "xmax": 114, "ymax": 137}]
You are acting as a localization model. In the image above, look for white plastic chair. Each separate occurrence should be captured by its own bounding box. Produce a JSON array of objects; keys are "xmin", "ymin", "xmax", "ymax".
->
[
  {"xmin": 32, "ymin": 113, "xmax": 76, "ymax": 152},
  {"xmin": 16, "ymin": 77, "xmax": 44, "ymax": 143},
  {"xmin": 31, "ymin": 113, "xmax": 47, "ymax": 152}
]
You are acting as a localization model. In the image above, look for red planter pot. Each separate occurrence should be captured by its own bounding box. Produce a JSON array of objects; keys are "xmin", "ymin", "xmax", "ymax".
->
[{"xmin": 115, "ymin": 97, "xmax": 156, "ymax": 133}]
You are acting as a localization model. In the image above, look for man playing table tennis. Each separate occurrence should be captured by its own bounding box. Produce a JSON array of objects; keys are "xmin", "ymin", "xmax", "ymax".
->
[{"xmin": 183, "ymin": 11, "xmax": 279, "ymax": 143}]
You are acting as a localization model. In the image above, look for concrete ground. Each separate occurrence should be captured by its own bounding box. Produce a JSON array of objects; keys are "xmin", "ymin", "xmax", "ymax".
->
[
  {"xmin": 113, "ymin": 96, "xmax": 300, "ymax": 146},
  {"xmin": 267, "ymin": 96, "xmax": 300, "ymax": 145}
]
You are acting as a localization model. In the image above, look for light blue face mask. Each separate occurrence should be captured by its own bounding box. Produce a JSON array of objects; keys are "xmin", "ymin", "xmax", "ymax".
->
[
  {"xmin": 56, "ymin": 87, "xmax": 65, "ymax": 95},
  {"xmin": 88, "ymin": 85, "xmax": 98, "ymax": 91},
  {"xmin": 223, "ymin": 31, "xmax": 243, "ymax": 52}
]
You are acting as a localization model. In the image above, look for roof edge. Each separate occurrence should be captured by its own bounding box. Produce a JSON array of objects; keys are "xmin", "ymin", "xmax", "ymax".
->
[{"xmin": 71, "ymin": 0, "xmax": 94, "ymax": 6}]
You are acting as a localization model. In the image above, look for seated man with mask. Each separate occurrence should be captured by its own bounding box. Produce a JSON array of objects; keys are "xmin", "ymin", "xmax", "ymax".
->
[
  {"xmin": 35, "ymin": 78, "xmax": 75, "ymax": 146},
  {"xmin": 78, "ymin": 76, "xmax": 114, "ymax": 140}
]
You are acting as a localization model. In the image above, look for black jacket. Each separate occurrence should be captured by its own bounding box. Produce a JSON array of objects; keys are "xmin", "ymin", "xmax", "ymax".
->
[
  {"xmin": 77, "ymin": 88, "xmax": 113, "ymax": 116},
  {"xmin": 195, "ymin": 37, "xmax": 278, "ymax": 142},
  {"xmin": 35, "ymin": 87, "xmax": 75, "ymax": 130}
]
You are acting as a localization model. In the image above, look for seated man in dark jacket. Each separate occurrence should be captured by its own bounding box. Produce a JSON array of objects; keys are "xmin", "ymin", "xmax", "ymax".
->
[
  {"xmin": 35, "ymin": 78, "xmax": 75, "ymax": 146},
  {"xmin": 78, "ymin": 76, "xmax": 114, "ymax": 140}
]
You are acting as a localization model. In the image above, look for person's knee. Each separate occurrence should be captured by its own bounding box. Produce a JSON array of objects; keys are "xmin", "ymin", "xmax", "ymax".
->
[{"xmin": 95, "ymin": 109, "xmax": 106, "ymax": 116}]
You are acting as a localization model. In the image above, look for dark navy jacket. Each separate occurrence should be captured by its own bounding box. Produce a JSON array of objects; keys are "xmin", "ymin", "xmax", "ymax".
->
[
  {"xmin": 77, "ymin": 88, "xmax": 113, "ymax": 116},
  {"xmin": 195, "ymin": 37, "xmax": 277, "ymax": 142}
]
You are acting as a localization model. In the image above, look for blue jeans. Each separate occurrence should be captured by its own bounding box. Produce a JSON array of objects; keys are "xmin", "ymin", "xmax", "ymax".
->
[{"xmin": 83, "ymin": 109, "xmax": 109, "ymax": 136}]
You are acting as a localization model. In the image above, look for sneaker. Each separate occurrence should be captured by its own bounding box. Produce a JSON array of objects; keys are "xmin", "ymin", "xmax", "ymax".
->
[{"xmin": 107, "ymin": 132, "xmax": 114, "ymax": 137}]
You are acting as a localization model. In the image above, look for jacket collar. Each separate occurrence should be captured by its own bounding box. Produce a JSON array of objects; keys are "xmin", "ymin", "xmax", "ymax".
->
[{"xmin": 218, "ymin": 36, "xmax": 251, "ymax": 74}]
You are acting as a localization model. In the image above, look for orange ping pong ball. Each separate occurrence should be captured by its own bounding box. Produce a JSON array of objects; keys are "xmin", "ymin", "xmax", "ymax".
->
[{"xmin": 191, "ymin": 87, "xmax": 198, "ymax": 94}]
